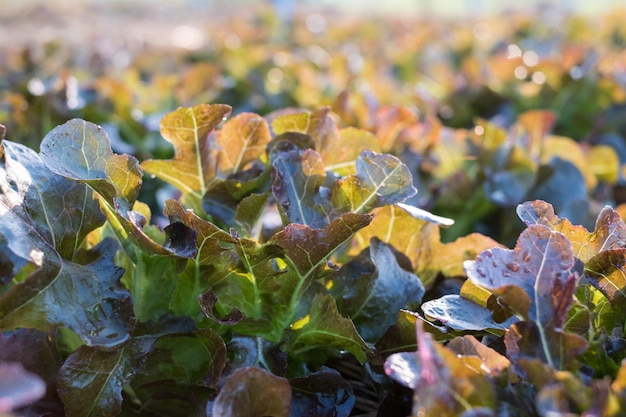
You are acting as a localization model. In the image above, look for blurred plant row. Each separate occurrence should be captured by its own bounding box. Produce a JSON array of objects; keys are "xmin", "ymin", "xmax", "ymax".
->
[{"xmin": 2, "ymin": 4, "xmax": 626, "ymax": 245}]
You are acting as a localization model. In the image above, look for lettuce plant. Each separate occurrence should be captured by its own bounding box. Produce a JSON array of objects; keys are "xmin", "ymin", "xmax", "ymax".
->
[{"xmin": 1, "ymin": 103, "xmax": 626, "ymax": 417}]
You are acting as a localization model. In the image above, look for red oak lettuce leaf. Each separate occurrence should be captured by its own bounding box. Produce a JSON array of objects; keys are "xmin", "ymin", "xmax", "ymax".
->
[
  {"xmin": 421, "ymin": 295, "xmax": 518, "ymax": 332},
  {"xmin": 464, "ymin": 225, "xmax": 575, "ymax": 326},
  {"xmin": 270, "ymin": 213, "xmax": 373, "ymax": 276},
  {"xmin": 58, "ymin": 316, "xmax": 220, "ymax": 417},
  {"xmin": 271, "ymin": 107, "xmax": 341, "ymax": 163},
  {"xmin": 211, "ymin": 366, "xmax": 291, "ymax": 417},
  {"xmin": 140, "ymin": 104, "xmax": 232, "ymax": 211},
  {"xmin": 517, "ymin": 200, "xmax": 626, "ymax": 263},
  {"xmin": 384, "ymin": 322, "xmax": 496, "ymax": 416},
  {"xmin": 330, "ymin": 150, "xmax": 417, "ymax": 216},
  {"xmin": 354, "ymin": 204, "xmax": 501, "ymax": 288},
  {"xmin": 0, "ymin": 328, "xmax": 62, "ymax": 408},
  {"xmin": 584, "ymin": 248, "xmax": 626, "ymax": 306},
  {"xmin": 271, "ymin": 148, "xmax": 328, "ymax": 228},
  {"xmin": 212, "ymin": 112, "xmax": 271, "ymax": 177}
]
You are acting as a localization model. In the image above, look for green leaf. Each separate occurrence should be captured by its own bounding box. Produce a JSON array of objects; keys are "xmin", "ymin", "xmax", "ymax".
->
[
  {"xmin": 0, "ymin": 141, "xmax": 133, "ymax": 349},
  {"xmin": 584, "ymin": 248, "xmax": 626, "ymax": 306},
  {"xmin": 141, "ymin": 104, "xmax": 232, "ymax": 209},
  {"xmin": 39, "ymin": 119, "xmax": 142, "ymax": 205},
  {"xmin": 39, "ymin": 119, "xmax": 194, "ymax": 258},
  {"xmin": 288, "ymin": 293, "xmax": 370, "ymax": 364},
  {"xmin": 212, "ymin": 366, "xmax": 291, "ymax": 417},
  {"xmin": 333, "ymin": 238, "xmax": 425, "ymax": 342}
]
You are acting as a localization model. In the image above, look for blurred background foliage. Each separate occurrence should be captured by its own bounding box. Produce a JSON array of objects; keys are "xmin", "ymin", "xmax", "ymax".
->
[{"xmin": 2, "ymin": 0, "xmax": 626, "ymax": 246}]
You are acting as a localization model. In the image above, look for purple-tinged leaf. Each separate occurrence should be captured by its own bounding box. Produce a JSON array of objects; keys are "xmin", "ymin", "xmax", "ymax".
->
[
  {"xmin": 504, "ymin": 321, "xmax": 587, "ymax": 371},
  {"xmin": 0, "ymin": 362, "xmax": 46, "ymax": 412},
  {"xmin": 0, "ymin": 329, "xmax": 61, "ymax": 403},
  {"xmin": 464, "ymin": 225, "xmax": 576, "ymax": 367},
  {"xmin": 340, "ymin": 150, "xmax": 417, "ymax": 215},
  {"xmin": 464, "ymin": 225, "xmax": 574, "ymax": 326},
  {"xmin": 289, "ymin": 367, "xmax": 355, "ymax": 417},
  {"xmin": 517, "ymin": 200, "xmax": 626, "ymax": 263},
  {"xmin": 58, "ymin": 347, "xmax": 131, "ymax": 417},
  {"xmin": 198, "ymin": 288, "xmax": 244, "ymax": 326},
  {"xmin": 1, "ymin": 140, "xmax": 105, "ymax": 261},
  {"xmin": 212, "ymin": 367, "xmax": 291, "ymax": 417},
  {"xmin": 141, "ymin": 104, "xmax": 232, "ymax": 202},
  {"xmin": 288, "ymin": 293, "xmax": 370, "ymax": 364},
  {"xmin": 384, "ymin": 321, "xmax": 496, "ymax": 415},
  {"xmin": 422, "ymin": 295, "xmax": 518, "ymax": 331},
  {"xmin": 271, "ymin": 148, "xmax": 328, "ymax": 228},
  {"xmin": 584, "ymin": 248, "xmax": 626, "ymax": 305},
  {"xmin": 270, "ymin": 213, "xmax": 373, "ymax": 277}
]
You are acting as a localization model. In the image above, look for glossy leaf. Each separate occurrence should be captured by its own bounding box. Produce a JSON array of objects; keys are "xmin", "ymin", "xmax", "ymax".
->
[
  {"xmin": 465, "ymin": 224, "xmax": 578, "ymax": 368},
  {"xmin": 212, "ymin": 367, "xmax": 291, "ymax": 417},
  {"xmin": 422, "ymin": 295, "xmax": 518, "ymax": 332},
  {"xmin": 288, "ymin": 293, "xmax": 370, "ymax": 364},
  {"xmin": 346, "ymin": 150, "xmax": 417, "ymax": 214},
  {"xmin": 58, "ymin": 347, "xmax": 131, "ymax": 417},
  {"xmin": 270, "ymin": 213, "xmax": 373, "ymax": 276},
  {"xmin": 0, "ymin": 186, "xmax": 133, "ymax": 352}
]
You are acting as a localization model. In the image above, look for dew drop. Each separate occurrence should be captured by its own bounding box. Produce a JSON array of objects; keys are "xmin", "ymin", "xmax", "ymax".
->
[
  {"xmin": 522, "ymin": 251, "xmax": 531, "ymax": 262},
  {"xmin": 506, "ymin": 262, "xmax": 520, "ymax": 272},
  {"xmin": 485, "ymin": 251, "xmax": 493, "ymax": 258},
  {"xmin": 476, "ymin": 267, "xmax": 487, "ymax": 278}
]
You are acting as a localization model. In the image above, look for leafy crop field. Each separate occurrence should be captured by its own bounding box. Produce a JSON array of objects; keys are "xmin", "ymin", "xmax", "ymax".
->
[{"xmin": 2, "ymin": 2, "xmax": 626, "ymax": 417}]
